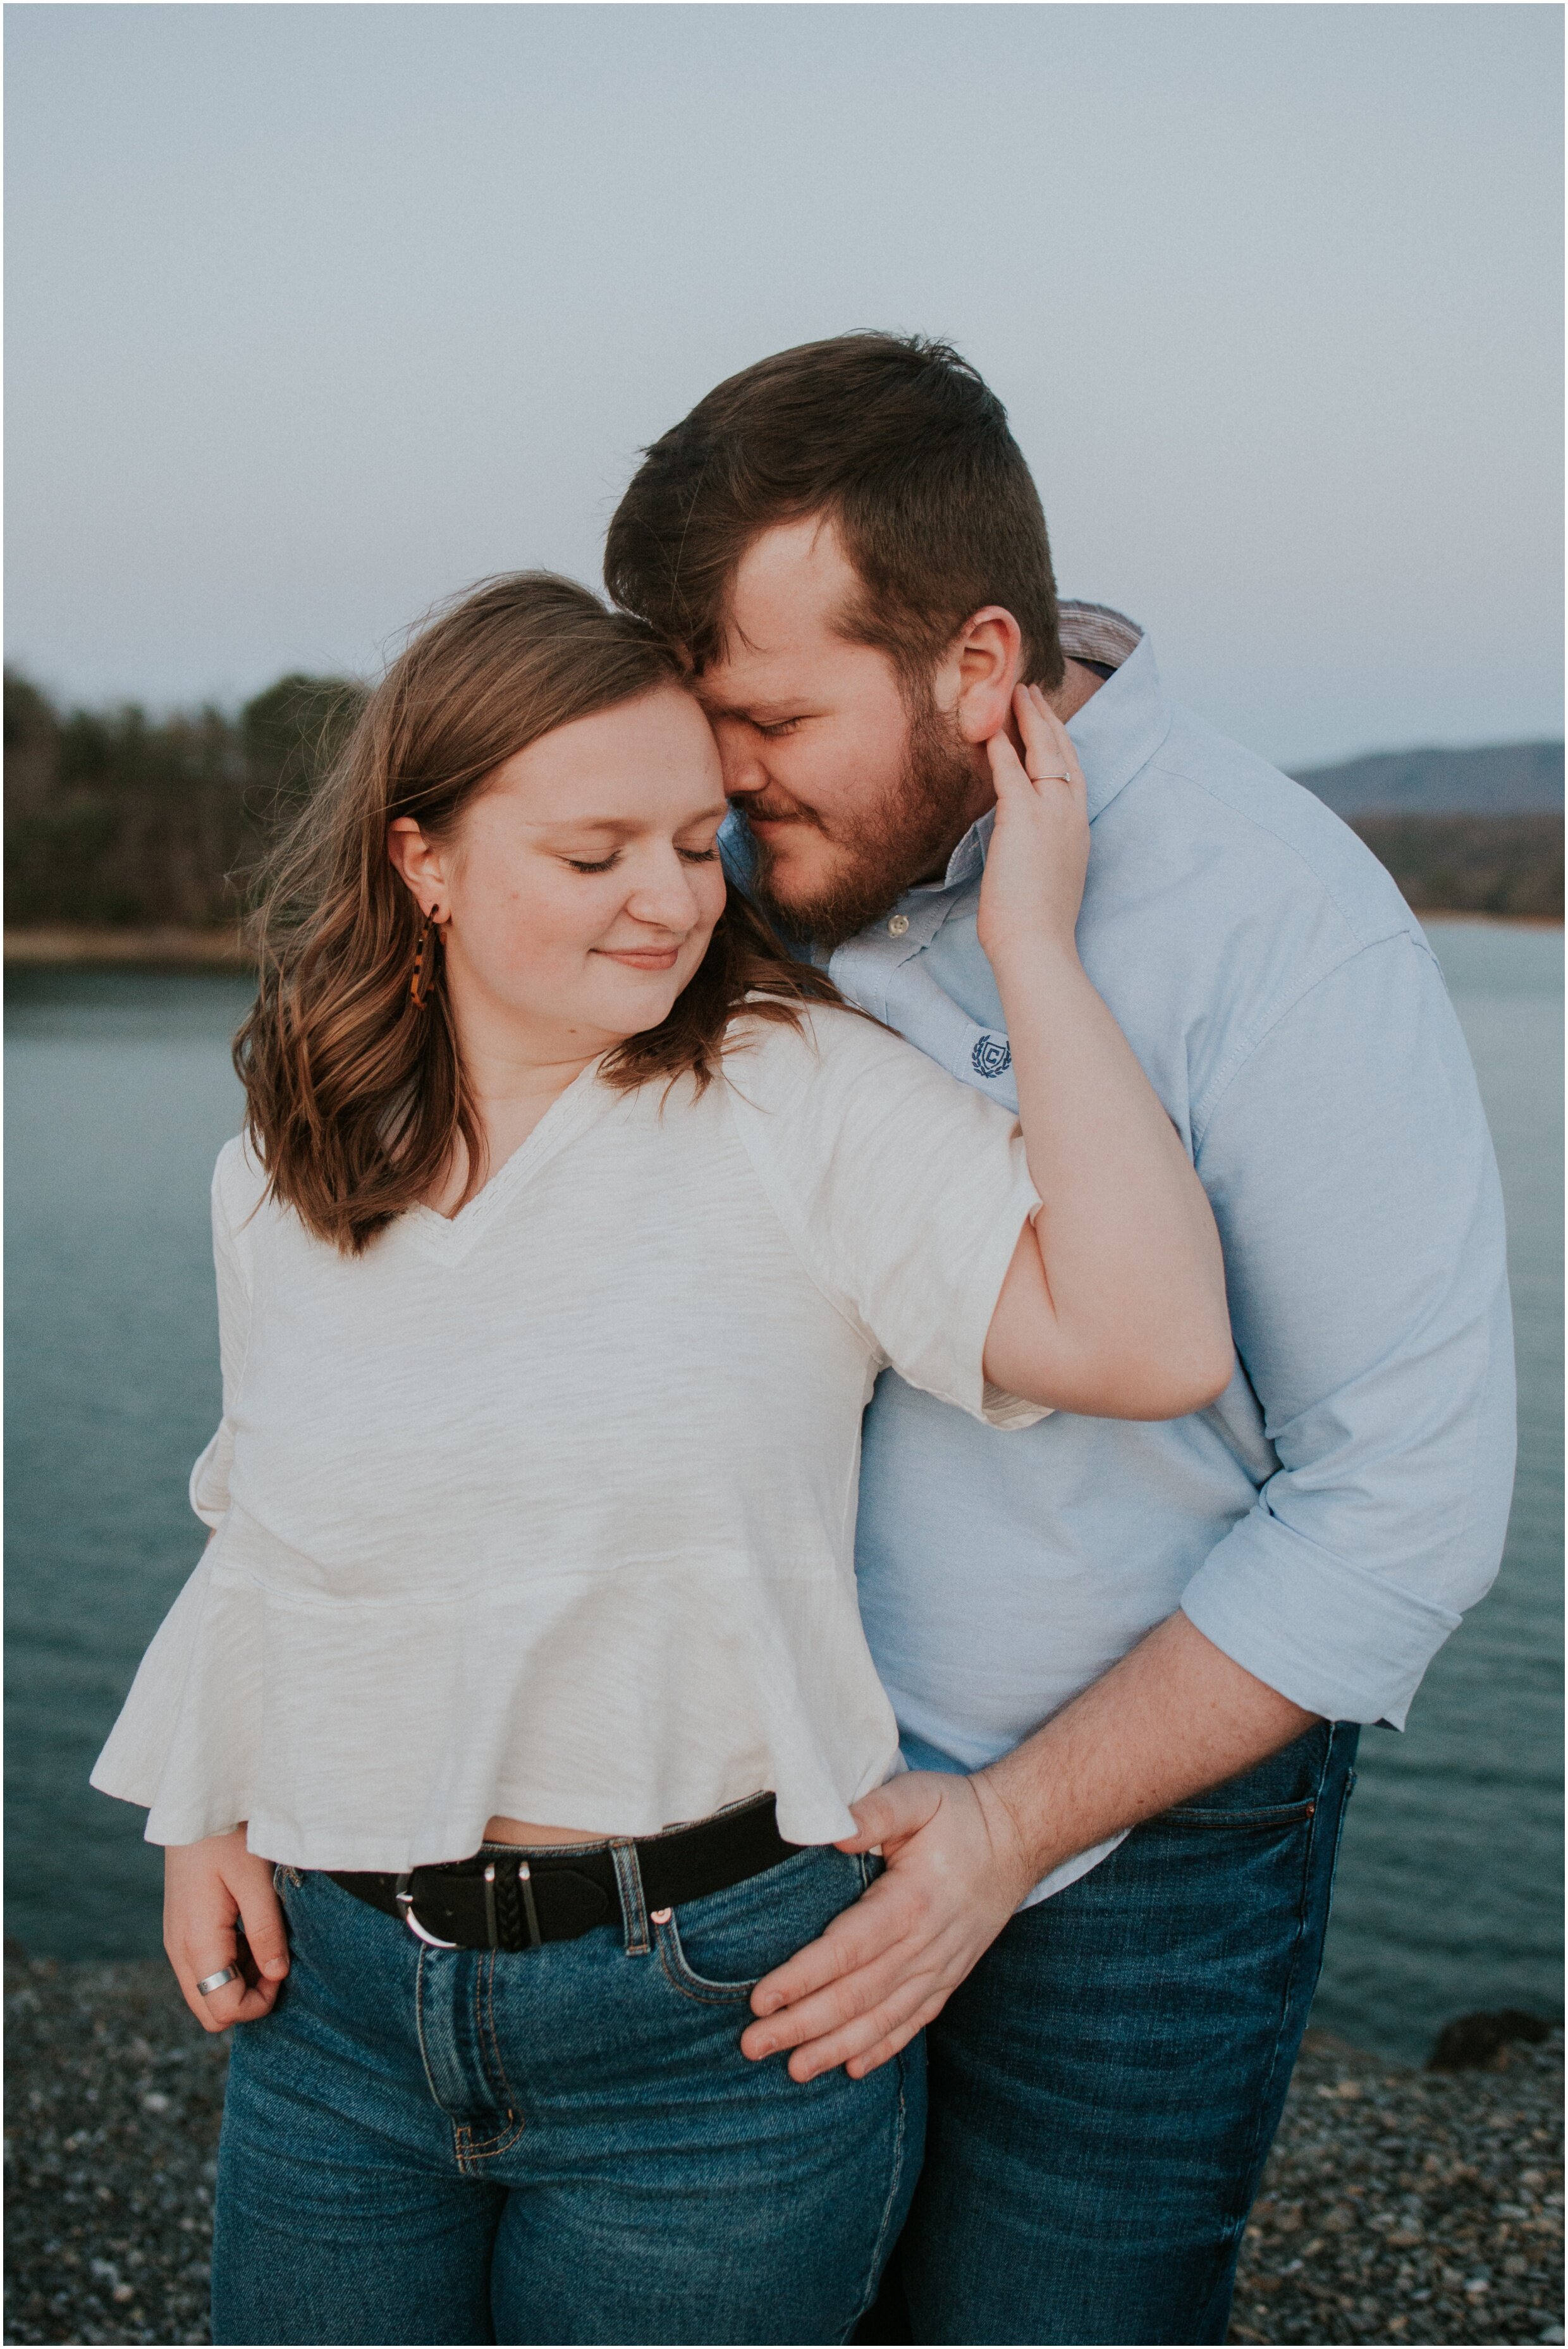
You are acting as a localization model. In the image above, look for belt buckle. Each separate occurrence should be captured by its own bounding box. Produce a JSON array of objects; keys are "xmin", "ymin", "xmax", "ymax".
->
[{"xmin": 395, "ymin": 1872, "xmax": 459, "ymax": 1949}]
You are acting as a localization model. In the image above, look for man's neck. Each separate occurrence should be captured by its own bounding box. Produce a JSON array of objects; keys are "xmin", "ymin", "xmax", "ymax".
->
[
  {"xmin": 1049, "ymin": 656, "xmax": 1108, "ymax": 727},
  {"xmin": 914, "ymin": 658, "xmax": 1107, "ymax": 888}
]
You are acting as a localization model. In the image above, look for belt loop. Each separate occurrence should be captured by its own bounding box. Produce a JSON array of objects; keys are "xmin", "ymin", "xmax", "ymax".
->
[{"xmin": 609, "ymin": 1839, "xmax": 649, "ymax": 1956}]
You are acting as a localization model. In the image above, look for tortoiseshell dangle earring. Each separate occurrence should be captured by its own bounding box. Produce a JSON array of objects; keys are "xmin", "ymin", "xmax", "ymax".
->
[{"xmin": 409, "ymin": 910, "xmax": 442, "ymax": 1008}]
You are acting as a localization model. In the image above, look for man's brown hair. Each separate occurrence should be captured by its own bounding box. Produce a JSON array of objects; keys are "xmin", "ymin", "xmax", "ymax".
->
[{"xmin": 604, "ymin": 332, "xmax": 1063, "ymax": 691}]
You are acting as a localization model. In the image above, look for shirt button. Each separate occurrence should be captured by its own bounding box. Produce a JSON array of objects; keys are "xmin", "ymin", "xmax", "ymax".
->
[{"xmin": 888, "ymin": 913, "xmax": 910, "ymax": 937}]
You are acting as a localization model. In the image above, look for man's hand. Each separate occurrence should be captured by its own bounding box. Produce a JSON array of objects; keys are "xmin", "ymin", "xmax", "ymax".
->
[
  {"xmin": 739, "ymin": 1770, "xmax": 1035, "ymax": 2083},
  {"xmin": 164, "ymin": 1827, "xmax": 290, "ymax": 2033},
  {"xmin": 742, "ymin": 1617, "xmax": 1318, "ymax": 2085}
]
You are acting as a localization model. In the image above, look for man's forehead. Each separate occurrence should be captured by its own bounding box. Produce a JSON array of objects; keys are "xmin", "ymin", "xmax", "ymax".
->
[{"xmin": 701, "ymin": 515, "xmax": 862, "ymax": 704}]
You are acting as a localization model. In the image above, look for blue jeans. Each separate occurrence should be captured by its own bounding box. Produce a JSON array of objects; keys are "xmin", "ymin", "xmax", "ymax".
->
[
  {"xmin": 871, "ymin": 1720, "xmax": 1359, "ymax": 2346},
  {"xmin": 211, "ymin": 1843, "xmax": 922, "ymax": 2346}
]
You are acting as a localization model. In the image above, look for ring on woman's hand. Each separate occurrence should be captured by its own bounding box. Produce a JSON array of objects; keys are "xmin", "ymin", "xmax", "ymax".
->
[{"xmin": 197, "ymin": 1965, "xmax": 241, "ymax": 1997}]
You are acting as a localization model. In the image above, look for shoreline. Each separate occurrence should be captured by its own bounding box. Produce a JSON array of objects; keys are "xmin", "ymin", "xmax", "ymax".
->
[
  {"xmin": 4, "ymin": 926, "xmax": 254, "ymax": 968},
  {"xmin": 3, "ymin": 1953, "xmax": 1560, "ymax": 2346},
  {"xmin": 4, "ymin": 910, "xmax": 1564, "ymax": 974}
]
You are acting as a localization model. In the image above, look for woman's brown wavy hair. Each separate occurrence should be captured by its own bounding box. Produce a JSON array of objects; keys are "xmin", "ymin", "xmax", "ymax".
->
[{"xmin": 235, "ymin": 572, "xmax": 845, "ymax": 1254}]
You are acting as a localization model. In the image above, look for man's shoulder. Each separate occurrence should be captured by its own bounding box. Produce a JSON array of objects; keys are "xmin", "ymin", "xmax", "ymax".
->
[{"xmin": 1127, "ymin": 703, "xmax": 1421, "ymax": 959}]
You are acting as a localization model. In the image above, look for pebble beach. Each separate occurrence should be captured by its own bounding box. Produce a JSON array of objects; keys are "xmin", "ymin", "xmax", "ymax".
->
[{"xmin": 3, "ymin": 1951, "xmax": 1560, "ymax": 2347}]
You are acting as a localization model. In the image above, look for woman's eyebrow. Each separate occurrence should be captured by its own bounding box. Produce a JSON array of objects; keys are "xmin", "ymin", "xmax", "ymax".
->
[{"xmin": 529, "ymin": 804, "xmax": 728, "ymax": 837}]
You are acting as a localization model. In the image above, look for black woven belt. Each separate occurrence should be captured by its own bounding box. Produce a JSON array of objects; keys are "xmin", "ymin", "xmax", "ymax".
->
[{"xmin": 328, "ymin": 1793, "xmax": 801, "ymax": 1953}]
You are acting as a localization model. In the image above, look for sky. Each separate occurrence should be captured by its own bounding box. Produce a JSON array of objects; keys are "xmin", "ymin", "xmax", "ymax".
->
[{"xmin": 6, "ymin": 3, "xmax": 1562, "ymax": 770}]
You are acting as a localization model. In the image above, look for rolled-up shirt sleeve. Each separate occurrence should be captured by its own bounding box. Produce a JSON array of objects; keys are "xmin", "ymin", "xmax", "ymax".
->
[{"xmin": 1180, "ymin": 931, "xmax": 1516, "ymax": 1727}]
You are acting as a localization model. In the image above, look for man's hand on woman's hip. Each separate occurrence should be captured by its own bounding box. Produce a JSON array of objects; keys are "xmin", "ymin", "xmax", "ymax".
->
[
  {"xmin": 739, "ymin": 1770, "xmax": 1034, "ymax": 2083},
  {"xmin": 741, "ymin": 1616, "xmax": 1320, "ymax": 2083}
]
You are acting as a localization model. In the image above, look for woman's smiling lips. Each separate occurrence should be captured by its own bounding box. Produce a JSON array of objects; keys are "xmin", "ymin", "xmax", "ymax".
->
[{"xmin": 594, "ymin": 944, "xmax": 683, "ymax": 971}]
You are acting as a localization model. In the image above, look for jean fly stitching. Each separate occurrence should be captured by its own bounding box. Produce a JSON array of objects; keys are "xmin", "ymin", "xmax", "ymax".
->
[
  {"xmin": 477, "ymin": 1952, "xmax": 518, "ymax": 2126},
  {"xmin": 412, "ymin": 1944, "xmax": 445, "ymax": 2118},
  {"xmin": 610, "ymin": 1839, "xmax": 649, "ymax": 1956}
]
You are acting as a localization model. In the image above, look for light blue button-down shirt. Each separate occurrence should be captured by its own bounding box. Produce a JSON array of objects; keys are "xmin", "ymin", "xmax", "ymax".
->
[{"xmin": 819, "ymin": 608, "xmax": 1516, "ymax": 1899}]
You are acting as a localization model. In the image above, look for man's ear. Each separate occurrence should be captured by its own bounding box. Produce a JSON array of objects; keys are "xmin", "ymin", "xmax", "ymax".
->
[{"xmin": 945, "ymin": 607, "xmax": 1024, "ymax": 745}]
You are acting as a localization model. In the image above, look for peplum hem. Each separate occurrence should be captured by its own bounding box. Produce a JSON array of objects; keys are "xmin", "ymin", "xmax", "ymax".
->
[{"xmin": 90, "ymin": 1550, "xmax": 901, "ymax": 1870}]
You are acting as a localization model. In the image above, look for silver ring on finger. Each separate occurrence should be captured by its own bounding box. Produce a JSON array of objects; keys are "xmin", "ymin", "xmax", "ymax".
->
[
  {"xmin": 197, "ymin": 1965, "xmax": 241, "ymax": 1997},
  {"xmin": 1030, "ymin": 771, "xmax": 1075, "ymax": 785}
]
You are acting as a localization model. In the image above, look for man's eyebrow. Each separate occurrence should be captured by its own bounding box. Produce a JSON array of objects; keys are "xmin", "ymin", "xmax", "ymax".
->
[{"xmin": 702, "ymin": 697, "xmax": 814, "ymax": 723}]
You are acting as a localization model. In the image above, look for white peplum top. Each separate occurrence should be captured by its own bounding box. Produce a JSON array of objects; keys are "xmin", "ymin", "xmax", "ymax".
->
[{"xmin": 92, "ymin": 1003, "xmax": 1044, "ymax": 1870}]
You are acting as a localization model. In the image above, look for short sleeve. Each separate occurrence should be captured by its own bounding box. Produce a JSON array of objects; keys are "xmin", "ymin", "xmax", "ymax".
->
[
  {"xmin": 724, "ymin": 1008, "xmax": 1047, "ymax": 1428},
  {"xmin": 189, "ymin": 1136, "xmax": 262, "ymax": 1528}
]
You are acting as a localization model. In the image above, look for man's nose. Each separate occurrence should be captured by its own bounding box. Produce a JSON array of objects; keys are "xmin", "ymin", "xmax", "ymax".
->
[{"xmin": 712, "ymin": 721, "xmax": 767, "ymax": 800}]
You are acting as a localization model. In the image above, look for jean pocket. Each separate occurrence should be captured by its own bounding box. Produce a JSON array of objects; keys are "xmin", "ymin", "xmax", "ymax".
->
[
  {"xmin": 655, "ymin": 1911, "xmax": 761, "ymax": 2004},
  {"xmin": 654, "ymin": 1846, "xmax": 869, "ymax": 2008},
  {"xmin": 1160, "ymin": 1796, "xmax": 1319, "ymax": 1829}
]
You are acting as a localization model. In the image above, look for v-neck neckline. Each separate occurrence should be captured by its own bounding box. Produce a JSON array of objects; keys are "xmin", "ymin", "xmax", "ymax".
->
[{"xmin": 401, "ymin": 1055, "xmax": 610, "ymax": 1261}]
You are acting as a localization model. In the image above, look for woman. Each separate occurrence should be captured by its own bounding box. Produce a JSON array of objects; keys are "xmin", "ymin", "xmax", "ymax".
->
[{"xmin": 93, "ymin": 573, "xmax": 1230, "ymax": 2346}]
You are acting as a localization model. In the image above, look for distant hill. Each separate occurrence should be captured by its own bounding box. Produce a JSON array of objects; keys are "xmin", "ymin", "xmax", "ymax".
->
[{"xmin": 1292, "ymin": 741, "xmax": 1563, "ymax": 818}]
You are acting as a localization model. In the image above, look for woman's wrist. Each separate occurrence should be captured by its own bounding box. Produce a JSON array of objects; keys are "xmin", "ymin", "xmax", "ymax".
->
[{"xmin": 983, "ymin": 928, "xmax": 1087, "ymax": 1002}]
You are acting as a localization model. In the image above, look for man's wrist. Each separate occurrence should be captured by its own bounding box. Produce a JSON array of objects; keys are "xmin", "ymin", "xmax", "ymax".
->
[{"xmin": 967, "ymin": 1765, "xmax": 1040, "ymax": 1907}]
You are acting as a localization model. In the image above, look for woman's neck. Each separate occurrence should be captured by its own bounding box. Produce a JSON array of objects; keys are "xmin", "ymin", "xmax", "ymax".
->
[
  {"xmin": 429, "ymin": 967, "xmax": 620, "ymax": 1218},
  {"xmin": 426, "ymin": 1046, "xmax": 598, "ymax": 1220}
]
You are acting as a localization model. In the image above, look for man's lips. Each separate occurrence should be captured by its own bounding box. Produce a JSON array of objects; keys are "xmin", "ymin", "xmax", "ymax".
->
[{"xmin": 744, "ymin": 804, "xmax": 819, "ymax": 831}]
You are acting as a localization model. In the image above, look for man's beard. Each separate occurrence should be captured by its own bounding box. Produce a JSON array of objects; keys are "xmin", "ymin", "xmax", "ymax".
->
[{"xmin": 744, "ymin": 692, "xmax": 979, "ymax": 952}]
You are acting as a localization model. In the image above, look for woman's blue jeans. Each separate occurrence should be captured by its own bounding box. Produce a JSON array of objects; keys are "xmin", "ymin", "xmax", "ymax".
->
[{"xmin": 211, "ymin": 1843, "xmax": 922, "ymax": 2345}]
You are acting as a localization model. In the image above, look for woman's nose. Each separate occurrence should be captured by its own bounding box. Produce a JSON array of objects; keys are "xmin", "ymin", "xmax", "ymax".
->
[{"xmin": 624, "ymin": 852, "xmax": 704, "ymax": 931}]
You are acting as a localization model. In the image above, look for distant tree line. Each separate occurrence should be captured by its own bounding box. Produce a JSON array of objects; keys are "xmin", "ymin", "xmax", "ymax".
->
[
  {"xmin": 1351, "ymin": 814, "xmax": 1562, "ymax": 921},
  {"xmin": 4, "ymin": 669, "xmax": 363, "ymax": 929},
  {"xmin": 3, "ymin": 668, "xmax": 1562, "ymax": 929}
]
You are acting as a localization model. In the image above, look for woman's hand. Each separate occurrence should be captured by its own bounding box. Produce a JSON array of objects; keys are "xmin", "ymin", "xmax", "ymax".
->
[
  {"xmin": 974, "ymin": 684, "xmax": 1234, "ymax": 1421},
  {"xmin": 164, "ymin": 1828, "xmax": 290, "ymax": 2033},
  {"xmin": 977, "ymin": 685, "xmax": 1089, "ymax": 969}
]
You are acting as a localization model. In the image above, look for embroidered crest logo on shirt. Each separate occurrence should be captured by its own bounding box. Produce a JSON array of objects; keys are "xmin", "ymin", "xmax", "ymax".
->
[{"xmin": 972, "ymin": 1033, "xmax": 1012, "ymax": 1079}]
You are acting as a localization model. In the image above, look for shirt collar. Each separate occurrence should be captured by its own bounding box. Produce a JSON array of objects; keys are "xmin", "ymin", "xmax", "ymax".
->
[{"xmin": 921, "ymin": 602, "xmax": 1172, "ymax": 895}]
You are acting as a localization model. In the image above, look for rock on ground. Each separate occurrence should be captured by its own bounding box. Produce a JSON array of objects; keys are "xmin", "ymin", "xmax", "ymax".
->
[{"xmin": 4, "ymin": 1958, "xmax": 1562, "ymax": 2346}]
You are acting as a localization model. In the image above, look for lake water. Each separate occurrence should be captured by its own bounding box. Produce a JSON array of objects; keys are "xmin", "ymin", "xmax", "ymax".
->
[{"xmin": 5, "ymin": 924, "xmax": 1561, "ymax": 2061}]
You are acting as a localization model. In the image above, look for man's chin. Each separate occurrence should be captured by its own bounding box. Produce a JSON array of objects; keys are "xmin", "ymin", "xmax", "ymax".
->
[{"xmin": 752, "ymin": 848, "xmax": 902, "ymax": 953}]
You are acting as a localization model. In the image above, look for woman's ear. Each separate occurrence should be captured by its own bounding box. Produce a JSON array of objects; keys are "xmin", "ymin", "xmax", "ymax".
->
[
  {"xmin": 948, "ymin": 606, "xmax": 1024, "ymax": 747},
  {"xmin": 387, "ymin": 817, "xmax": 446, "ymax": 917}
]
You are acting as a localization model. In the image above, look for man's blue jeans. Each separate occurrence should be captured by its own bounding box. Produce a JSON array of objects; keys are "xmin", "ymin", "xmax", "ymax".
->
[
  {"xmin": 211, "ymin": 1844, "xmax": 922, "ymax": 2345},
  {"xmin": 875, "ymin": 1720, "xmax": 1359, "ymax": 2346}
]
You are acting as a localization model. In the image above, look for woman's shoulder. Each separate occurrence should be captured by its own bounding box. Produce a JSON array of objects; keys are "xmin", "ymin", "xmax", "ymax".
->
[
  {"xmin": 723, "ymin": 995, "xmax": 969, "ymax": 1120},
  {"xmin": 726, "ymin": 995, "xmax": 899, "ymax": 1089},
  {"xmin": 212, "ymin": 1129, "xmax": 270, "ymax": 1227}
]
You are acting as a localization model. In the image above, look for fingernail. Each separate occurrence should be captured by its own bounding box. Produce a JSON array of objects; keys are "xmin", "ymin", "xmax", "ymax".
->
[
  {"xmin": 754, "ymin": 1994, "xmax": 778, "ymax": 2015},
  {"xmin": 752, "ymin": 2038, "xmax": 775, "ymax": 2057},
  {"xmin": 264, "ymin": 1960, "xmax": 288, "ymax": 1977}
]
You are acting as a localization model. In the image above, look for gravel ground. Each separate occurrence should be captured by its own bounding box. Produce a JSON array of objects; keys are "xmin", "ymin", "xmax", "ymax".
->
[
  {"xmin": 4, "ymin": 1953, "xmax": 1562, "ymax": 2346},
  {"xmin": 1230, "ymin": 2027, "xmax": 1563, "ymax": 2346}
]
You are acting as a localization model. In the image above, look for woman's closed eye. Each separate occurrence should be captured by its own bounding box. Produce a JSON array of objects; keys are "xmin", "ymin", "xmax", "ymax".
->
[{"xmin": 564, "ymin": 845, "xmax": 719, "ymax": 874}]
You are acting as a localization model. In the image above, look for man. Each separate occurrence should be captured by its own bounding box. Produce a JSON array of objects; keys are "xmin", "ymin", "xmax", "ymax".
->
[{"xmin": 604, "ymin": 334, "xmax": 1515, "ymax": 2346}]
